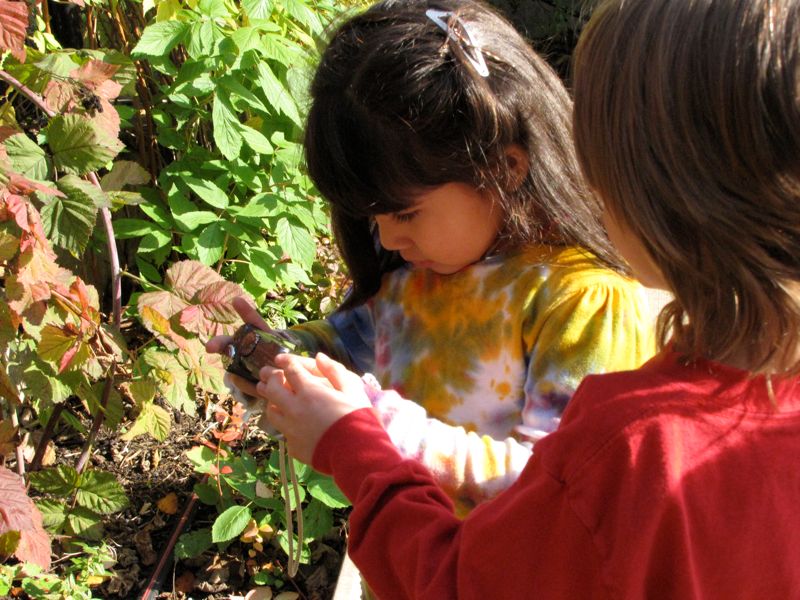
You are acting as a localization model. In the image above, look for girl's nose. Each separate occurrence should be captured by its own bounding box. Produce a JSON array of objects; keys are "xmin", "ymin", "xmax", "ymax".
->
[{"xmin": 374, "ymin": 215, "xmax": 408, "ymax": 251}]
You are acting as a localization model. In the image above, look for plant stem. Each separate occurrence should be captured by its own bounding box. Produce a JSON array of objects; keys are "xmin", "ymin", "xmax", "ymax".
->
[
  {"xmin": 75, "ymin": 366, "xmax": 115, "ymax": 474},
  {"xmin": 30, "ymin": 404, "xmax": 66, "ymax": 471},
  {"xmin": 0, "ymin": 70, "xmax": 55, "ymax": 118},
  {"xmin": 10, "ymin": 405, "xmax": 24, "ymax": 477}
]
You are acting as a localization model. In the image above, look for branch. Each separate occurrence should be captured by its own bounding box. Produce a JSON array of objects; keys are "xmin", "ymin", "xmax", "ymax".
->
[{"xmin": 0, "ymin": 70, "xmax": 55, "ymax": 118}]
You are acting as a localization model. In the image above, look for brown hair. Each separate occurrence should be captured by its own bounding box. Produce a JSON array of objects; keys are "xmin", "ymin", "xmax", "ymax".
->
[
  {"xmin": 305, "ymin": 0, "xmax": 623, "ymax": 308},
  {"xmin": 573, "ymin": 0, "xmax": 800, "ymax": 374}
]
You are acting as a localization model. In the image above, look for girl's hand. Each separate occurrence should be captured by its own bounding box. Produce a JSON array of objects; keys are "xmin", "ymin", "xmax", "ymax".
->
[{"xmin": 260, "ymin": 353, "xmax": 371, "ymax": 464}]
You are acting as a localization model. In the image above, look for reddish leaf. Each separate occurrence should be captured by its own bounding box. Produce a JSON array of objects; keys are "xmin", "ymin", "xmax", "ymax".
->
[
  {"xmin": 178, "ymin": 280, "xmax": 244, "ymax": 338},
  {"xmin": 43, "ymin": 79, "xmax": 77, "ymax": 115},
  {"xmin": 0, "ymin": 0, "xmax": 27, "ymax": 62},
  {"xmin": 0, "ymin": 125, "xmax": 19, "ymax": 143},
  {"xmin": 139, "ymin": 260, "xmax": 250, "ymax": 340},
  {"xmin": 71, "ymin": 60, "xmax": 120, "ymax": 90},
  {"xmin": 0, "ymin": 465, "xmax": 51, "ymax": 569},
  {"xmin": 139, "ymin": 304, "xmax": 190, "ymax": 351},
  {"xmin": 5, "ymin": 172, "xmax": 63, "ymax": 198},
  {"xmin": 58, "ymin": 340, "xmax": 81, "ymax": 373},
  {"xmin": 166, "ymin": 260, "xmax": 227, "ymax": 301}
]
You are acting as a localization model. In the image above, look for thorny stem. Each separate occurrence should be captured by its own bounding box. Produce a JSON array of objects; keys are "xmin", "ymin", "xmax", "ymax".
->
[
  {"xmin": 41, "ymin": 0, "xmax": 51, "ymax": 34},
  {"xmin": 0, "ymin": 70, "xmax": 55, "ymax": 118},
  {"xmin": 10, "ymin": 406, "xmax": 24, "ymax": 477},
  {"xmin": 30, "ymin": 404, "xmax": 66, "ymax": 471},
  {"xmin": 75, "ymin": 365, "xmax": 115, "ymax": 475}
]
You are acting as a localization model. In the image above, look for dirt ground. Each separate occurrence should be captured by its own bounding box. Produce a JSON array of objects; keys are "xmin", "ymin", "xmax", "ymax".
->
[{"xmin": 45, "ymin": 404, "xmax": 348, "ymax": 600}]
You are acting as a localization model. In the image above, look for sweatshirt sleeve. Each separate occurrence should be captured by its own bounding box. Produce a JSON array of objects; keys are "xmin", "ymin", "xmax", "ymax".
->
[
  {"xmin": 313, "ymin": 408, "xmax": 604, "ymax": 600},
  {"xmin": 289, "ymin": 304, "xmax": 375, "ymax": 374},
  {"xmin": 519, "ymin": 275, "xmax": 656, "ymax": 439},
  {"xmin": 368, "ymin": 388, "xmax": 533, "ymax": 511}
]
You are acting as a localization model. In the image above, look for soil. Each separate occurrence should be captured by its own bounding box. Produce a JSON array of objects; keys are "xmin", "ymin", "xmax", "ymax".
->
[{"xmin": 40, "ymin": 402, "xmax": 349, "ymax": 600}]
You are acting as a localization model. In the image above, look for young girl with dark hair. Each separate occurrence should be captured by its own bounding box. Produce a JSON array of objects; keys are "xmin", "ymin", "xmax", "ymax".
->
[
  {"xmin": 258, "ymin": 0, "xmax": 800, "ymax": 597},
  {"xmin": 211, "ymin": 0, "xmax": 656, "ymax": 512}
]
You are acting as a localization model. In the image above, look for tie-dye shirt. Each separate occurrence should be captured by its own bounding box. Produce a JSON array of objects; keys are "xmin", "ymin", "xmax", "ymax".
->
[{"xmin": 292, "ymin": 245, "xmax": 657, "ymax": 510}]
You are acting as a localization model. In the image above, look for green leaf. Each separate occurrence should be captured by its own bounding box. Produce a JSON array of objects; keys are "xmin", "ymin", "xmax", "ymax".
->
[
  {"xmin": 301, "ymin": 498, "xmax": 334, "ymax": 541},
  {"xmin": 108, "ymin": 191, "xmax": 146, "ymax": 210},
  {"xmin": 47, "ymin": 114, "xmax": 124, "ymax": 176},
  {"xmin": 76, "ymin": 470, "xmax": 129, "ymax": 515},
  {"xmin": 112, "ymin": 218, "xmax": 159, "ymax": 238},
  {"xmin": 39, "ymin": 175, "xmax": 103, "ymax": 256},
  {"xmin": 0, "ymin": 531, "xmax": 21, "ymax": 557},
  {"xmin": 306, "ymin": 471, "xmax": 350, "ymax": 508},
  {"xmin": 218, "ymin": 76, "xmax": 269, "ymax": 113},
  {"xmin": 175, "ymin": 528, "xmax": 213, "ymax": 559},
  {"xmin": 186, "ymin": 20, "xmax": 220, "ymax": 60},
  {"xmin": 121, "ymin": 401, "xmax": 171, "ymax": 442},
  {"xmin": 142, "ymin": 349, "xmax": 194, "ymax": 414},
  {"xmin": 167, "ymin": 187, "xmax": 219, "ymax": 232},
  {"xmin": 277, "ymin": 532, "xmax": 310, "ymax": 563},
  {"xmin": 131, "ymin": 21, "xmax": 189, "ymax": 58},
  {"xmin": 212, "ymin": 95, "xmax": 243, "ymax": 160},
  {"xmin": 185, "ymin": 445, "xmax": 218, "ymax": 474},
  {"xmin": 5, "ymin": 133, "xmax": 52, "ymax": 181},
  {"xmin": 242, "ymin": 0, "xmax": 271, "ymax": 20},
  {"xmin": 183, "ymin": 176, "xmax": 229, "ymax": 210},
  {"xmin": 239, "ymin": 125, "xmax": 273, "ymax": 155},
  {"xmin": 196, "ymin": 222, "xmax": 225, "ymax": 266},
  {"xmin": 231, "ymin": 27, "xmax": 264, "ymax": 54},
  {"xmin": 65, "ymin": 506, "xmax": 104, "ymax": 541},
  {"xmin": 37, "ymin": 325, "xmax": 90, "ymax": 373},
  {"xmin": 34, "ymin": 499, "xmax": 68, "ymax": 531},
  {"xmin": 211, "ymin": 505, "xmax": 252, "ymax": 543},
  {"xmin": 129, "ymin": 378, "xmax": 156, "ymax": 404},
  {"xmin": 28, "ymin": 465, "xmax": 79, "ymax": 496},
  {"xmin": 197, "ymin": 0, "xmax": 229, "ymax": 18},
  {"xmin": 139, "ymin": 230, "xmax": 174, "ymax": 263},
  {"xmin": 279, "ymin": 479, "xmax": 306, "ymax": 511},
  {"xmin": 100, "ymin": 160, "xmax": 150, "ymax": 191},
  {"xmin": 138, "ymin": 197, "xmax": 175, "ymax": 230},
  {"xmin": 275, "ymin": 216, "xmax": 316, "ymax": 268},
  {"xmin": 256, "ymin": 62, "xmax": 302, "ymax": 127},
  {"xmin": 75, "ymin": 381, "xmax": 125, "ymax": 431},
  {"xmin": 281, "ymin": 0, "xmax": 323, "ymax": 33}
]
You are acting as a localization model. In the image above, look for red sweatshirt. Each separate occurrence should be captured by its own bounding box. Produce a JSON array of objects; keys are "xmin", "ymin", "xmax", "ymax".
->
[{"xmin": 313, "ymin": 351, "xmax": 800, "ymax": 600}]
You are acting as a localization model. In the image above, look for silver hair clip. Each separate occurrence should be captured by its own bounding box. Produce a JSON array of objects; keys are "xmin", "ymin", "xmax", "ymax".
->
[{"xmin": 425, "ymin": 8, "xmax": 490, "ymax": 78}]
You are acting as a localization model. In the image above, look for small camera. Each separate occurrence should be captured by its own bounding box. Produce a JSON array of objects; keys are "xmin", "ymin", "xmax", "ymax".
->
[{"xmin": 225, "ymin": 324, "xmax": 299, "ymax": 383}]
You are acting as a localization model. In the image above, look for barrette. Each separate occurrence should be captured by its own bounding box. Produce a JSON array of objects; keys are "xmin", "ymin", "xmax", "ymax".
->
[{"xmin": 425, "ymin": 8, "xmax": 490, "ymax": 77}]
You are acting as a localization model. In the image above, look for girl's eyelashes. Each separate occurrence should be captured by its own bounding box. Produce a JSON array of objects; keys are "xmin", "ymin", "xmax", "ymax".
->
[{"xmin": 393, "ymin": 210, "xmax": 419, "ymax": 223}]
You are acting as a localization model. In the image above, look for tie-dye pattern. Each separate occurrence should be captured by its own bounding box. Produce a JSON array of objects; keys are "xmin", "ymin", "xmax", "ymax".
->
[{"xmin": 292, "ymin": 245, "xmax": 658, "ymax": 510}]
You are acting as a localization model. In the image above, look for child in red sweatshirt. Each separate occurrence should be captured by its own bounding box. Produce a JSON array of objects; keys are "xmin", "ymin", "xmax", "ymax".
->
[{"xmin": 259, "ymin": 0, "xmax": 800, "ymax": 597}]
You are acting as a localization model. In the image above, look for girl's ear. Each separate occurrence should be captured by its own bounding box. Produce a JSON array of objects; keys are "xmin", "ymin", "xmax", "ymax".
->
[{"xmin": 504, "ymin": 144, "xmax": 529, "ymax": 191}]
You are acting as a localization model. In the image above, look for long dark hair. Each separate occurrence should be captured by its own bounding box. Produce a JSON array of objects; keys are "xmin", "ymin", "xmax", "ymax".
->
[
  {"xmin": 573, "ymin": 0, "xmax": 800, "ymax": 374},
  {"xmin": 305, "ymin": 0, "xmax": 621, "ymax": 308}
]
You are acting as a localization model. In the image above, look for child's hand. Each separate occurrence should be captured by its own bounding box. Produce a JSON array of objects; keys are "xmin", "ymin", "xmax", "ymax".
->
[{"xmin": 259, "ymin": 353, "xmax": 371, "ymax": 464}]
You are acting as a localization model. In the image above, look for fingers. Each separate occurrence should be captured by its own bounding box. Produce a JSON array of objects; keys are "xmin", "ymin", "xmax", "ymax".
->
[
  {"xmin": 273, "ymin": 354, "xmax": 320, "ymax": 393},
  {"xmin": 205, "ymin": 334, "xmax": 234, "ymax": 354},
  {"xmin": 315, "ymin": 353, "xmax": 364, "ymax": 395},
  {"xmin": 232, "ymin": 296, "xmax": 270, "ymax": 330},
  {"xmin": 223, "ymin": 371, "xmax": 259, "ymax": 398}
]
